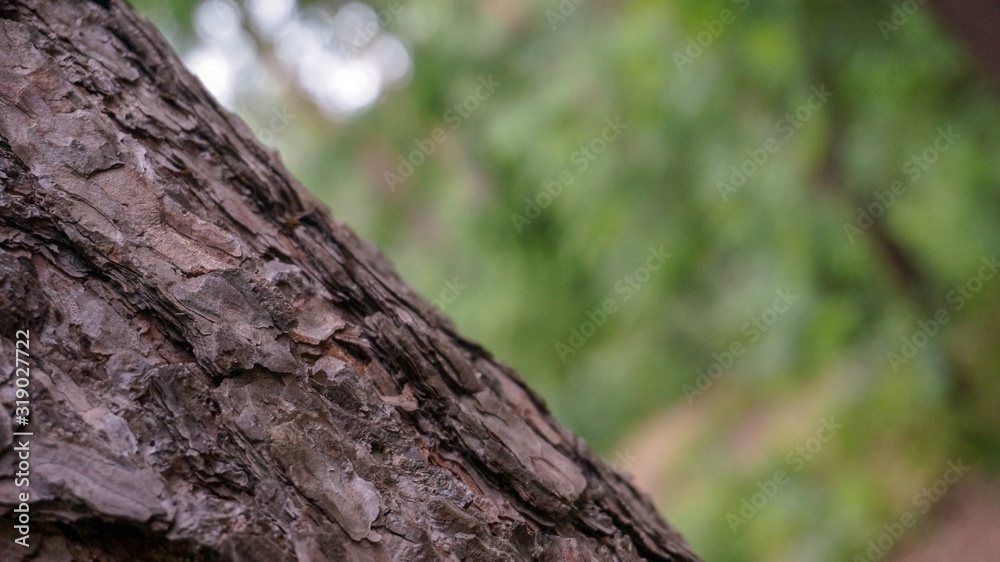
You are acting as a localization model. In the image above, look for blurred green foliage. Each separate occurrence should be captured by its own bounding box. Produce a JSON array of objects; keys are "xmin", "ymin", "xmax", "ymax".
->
[{"xmin": 134, "ymin": 0, "xmax": 1000, "ymax": 559}]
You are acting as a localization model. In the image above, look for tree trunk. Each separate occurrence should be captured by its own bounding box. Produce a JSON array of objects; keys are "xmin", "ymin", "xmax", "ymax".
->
[{"xmin": 0, "ymin": 1, "xmax": 698, "ymax": 560}]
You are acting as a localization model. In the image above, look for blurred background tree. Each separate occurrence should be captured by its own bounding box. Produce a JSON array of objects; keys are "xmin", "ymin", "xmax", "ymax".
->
[{"xmin": 132, "ymin": 0, "xmax": 1000, "ymax": 559}]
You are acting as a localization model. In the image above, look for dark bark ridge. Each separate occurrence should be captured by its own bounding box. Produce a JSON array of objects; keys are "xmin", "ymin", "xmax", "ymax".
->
[{"xmin": 0, "ymin": 1, "xmax": 699, "ymax": 560}]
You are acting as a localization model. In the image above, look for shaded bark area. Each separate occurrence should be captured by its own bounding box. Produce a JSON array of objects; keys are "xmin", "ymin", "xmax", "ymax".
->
[{"xmin": 0, "ymin": 1, "xmax": 698, "ymax": 560}]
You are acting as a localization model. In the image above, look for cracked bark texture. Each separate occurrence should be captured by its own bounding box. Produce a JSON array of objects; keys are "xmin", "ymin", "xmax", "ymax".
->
[{"xmin": 0, "ymin": 0, "xmax": 700, "ymax": 560}]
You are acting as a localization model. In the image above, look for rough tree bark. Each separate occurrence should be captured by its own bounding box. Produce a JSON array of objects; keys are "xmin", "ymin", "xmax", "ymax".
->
[{"xmin": 0, "ymin": 1, "xmax": 699, "ymax": 560}]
